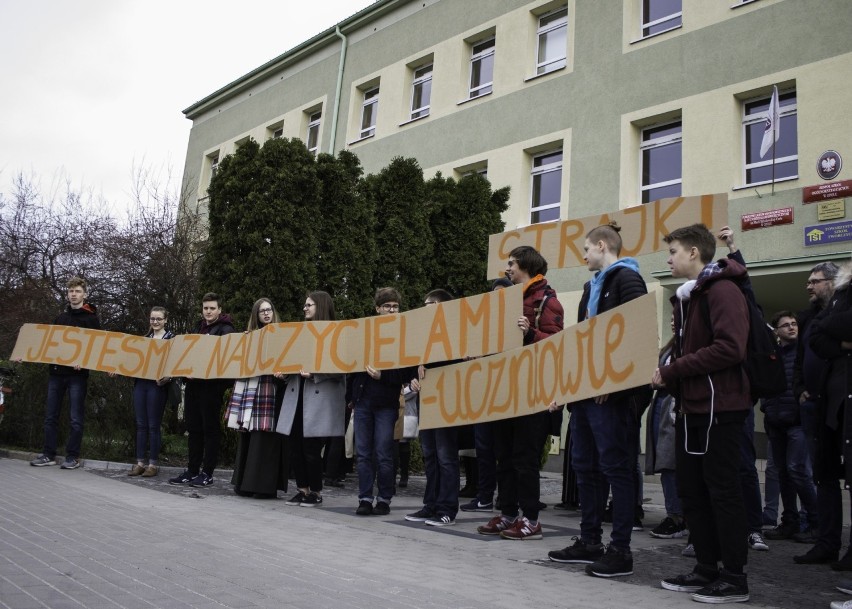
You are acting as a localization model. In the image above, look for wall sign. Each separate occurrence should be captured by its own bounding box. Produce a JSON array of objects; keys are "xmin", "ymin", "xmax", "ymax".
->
[
  {"xmin": 817, "ymin": 150, "xmax": 842, "ymax": 180},
  {"xmin": 804, "ymin": 219, "xmax": 852, "ymax": 247},
  {"xmin": 741, "ymin": 207, "xmax": 793, "ymax": 231},
  {"xmin": 803, "ymin": 179, "xmax": 852, "ymax": 204},
  {"xmin": 818, "ymin": 199, "xmax": 846, "ymax": 222}
]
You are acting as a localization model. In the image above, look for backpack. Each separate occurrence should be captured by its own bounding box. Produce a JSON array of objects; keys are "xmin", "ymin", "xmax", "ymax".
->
[{"xmin": 700, "ymin": 279, "xmax": 787, "ymax": 403}]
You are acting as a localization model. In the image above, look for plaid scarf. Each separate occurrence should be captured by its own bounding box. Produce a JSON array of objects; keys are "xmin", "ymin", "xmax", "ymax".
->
[{"xmin": 225, "ymin": 375, "xmax": 277, "ymax": 432}]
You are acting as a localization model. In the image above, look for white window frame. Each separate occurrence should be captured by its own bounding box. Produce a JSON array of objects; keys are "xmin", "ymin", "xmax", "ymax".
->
[
  {"xmin": 742, "ymin": 90, "xmax": 798, "ymax": 187},
  {"xmin": 410, "ymin": 64, "xmax": 433, "ymax": 120},
  {"xmin": 530, "ymin": 149, "xmax": 562, "ymax": 225},
  {"xmin": 535, "ymin": 7, "xmax": 568, "ymax": 75},
  {"xmin": 209, "ymin": 153, "xmax": 220, "ymax": 180},
  {"xmin": 360, "ymin": 86, "xmax": 380, "ymax": 139},
  {"xmin": 272, "ymin": 127, "xmax": 284, "ymax": 139},
  {"xmin": 469, "ymin": 37, "xmax": 495, "ymax": 99},
  {"xmin": 640, "ymin": 121, "xmax": 682, "ymax": 203},
  {"xmin": 641, "ymin": 0, "xmax": 682, "ymax": 38},
  {"xmin": 306, "ymin": 110, "xmax": 322, "ymax": 155}
]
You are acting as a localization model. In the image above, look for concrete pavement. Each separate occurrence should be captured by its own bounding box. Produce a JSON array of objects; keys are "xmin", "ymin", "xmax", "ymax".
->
[{"xmin": 0, "ymin": 456, "xmax": 847, "ymax": 608}]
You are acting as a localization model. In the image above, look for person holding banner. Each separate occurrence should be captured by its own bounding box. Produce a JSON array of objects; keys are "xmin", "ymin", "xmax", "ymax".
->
[
  {"xmin": 228, "ymin": 298, "xmax": 289, "ymax": 499},
  {"xmin": 128, "ymin": 307, "xmax": 175, "ymax": 478},
  {"xmin": 277, "ymin": 291, "xmax": 345, "ymax": 507},
  {"xmin": 169, "ymin": 293, "xmax": 236, "ymax": 488},
  {"xmin": 548, "ymin": 222, "xmax": 647, "ymax": 577},
  {"xmin": 28, "ymin": 276, "xmax": 101, "ymax": 470},
  {"xmin": 477, "ymin": 245, "xmax": 563, "ymax": 540}
]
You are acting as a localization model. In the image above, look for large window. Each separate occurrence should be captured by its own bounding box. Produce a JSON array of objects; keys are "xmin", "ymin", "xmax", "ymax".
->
[
  {"xmin": 410, "ymin": 64, "xmax": 433, "ymax": 120},
  {"xmin": 641, "ymin": 0, "xmax": 682, "ymax": 37},
  {"xmin": 641, "ymin": 121, "xmax": 682, "ymax": 203},
  {"xmin": 306, "ymin": 110, "xmax": 322, "ymax": 155},
  {"xmin": 360, "ymin": 86, "xmax": 379, "ymax": 139},
  {"xmin": 743, "ymin": 90, "xmax": 798, "ymax": 186},
  {"xmin": 469, "ymin": 38, "xmax": 495, "ymax": 99},
  {"xmin": 536, "ymin": 7, "xmax": 567, "ymax": 75},
  {"xmin": 209, "ymin": 152, "xmax": 220, "ymax": 180},
  {"xmin": 530, "ymin": 150, "xmax": 562, "ymax": 224}
]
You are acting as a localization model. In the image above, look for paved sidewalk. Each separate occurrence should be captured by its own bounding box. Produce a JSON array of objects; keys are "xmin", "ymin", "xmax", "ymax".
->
[{"xmin": 0, "ymin": 456, "xmax": 847, "ymax": 609}]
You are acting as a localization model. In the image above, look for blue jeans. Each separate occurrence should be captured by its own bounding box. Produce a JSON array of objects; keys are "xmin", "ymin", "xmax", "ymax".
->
[
  {"xmin": 43, "ymin": 374, "xmax": 87, "ymax": 460},
  {"xmin": 354, "ymin": 405, "xmax": 398, "ymax": 503},
  {"xmin": 651, "ymin": 397, "xmax": 682, "ymax": 516},
  {"xmin": 765, "ymin": 422, "xmax": 818, "ymax": 529},
  {"xmin": 474, "ymin": 422, "xmax": 496, "ymax": 504},
  {"xmin": 133, "ymin": 380, "xmax": 168, "ymax": 464},
  {"xmin": 739, "ymin": 408, "xmax": 763, "ymax": 534},
  {"xmin": 763, "ymin": 438, "xmax": 780, "ymax": 524},
  {"xmin": 570, "ymin": 398, "xmax": 636, "ymax": 549},
  {"xmin": 419, "ymin": 427, "xmax": 459, "ymax": 518}
]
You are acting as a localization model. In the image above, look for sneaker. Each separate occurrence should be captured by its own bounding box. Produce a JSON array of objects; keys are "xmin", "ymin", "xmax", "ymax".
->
[
  {"xmin": 691, "ymin": 570, "xmax": 749, "ymax": 604},
  {"xmin": 299, "ymin": 492, "xmax": 322, "ymax": 507},
  {"xmin": 794, "ymin": 544, "xmax": 839, "ymax": 564},
  {"xmin": 548, "ymin": 536, "xmax": 605, "ymax": 564},
  {"xmin": 661, "ymin": 566, "xmax": 719, "ymax": 592},
  {"xmin": 460, "ymin": 498, "xmax": 494, "ymax": 512},
  {"xmin": 128, "ymin": 464, "xmax": 145, "ymax": 476},
  {"xmin": 831, "ymin": 601, "xmax": 852, "ymax": 609},
  {"xmin": 60, "ymin": 458, "xmax": 80, "ymax": 470},
  {"xmin": 500, "ymin": 516, "xmax": 542, "ymax": 540},
  {"xmin": 837, "ymin": 579, "xmax": 852, "ymax": 595},
  {"xmin": 285, "ymin": 491, "xmax": 307, "ymax": 506},
  {"xmin": 833, "ymin": 550, "xmax": 852, "ymax": 572},
  {"xmin": 792, "ymin": 527, "xmax": 818, "ymax": 544},
  {"xmin": 650, "ymin": 516, "xmax": 688, "ymax": 539},
  {"xmin": 189, "ymin": 472, "xmax": 214, "ymax": 487},
  {"xmin": 425, "ymin": 515, "xmax": 456, "ymax": 527},
  {"xmin": 355, "ymin": 500, "xmax": 373, "ymax": 516},
  {"xmin": 405, "ymin": 507, "xmax": 436, "ymax": 522},
  {"xmin": 30, "ymin": 454, "xmax": 55, "ymax": 467},
  {"xmin": 398, "ymin": 476, "xmax": 408, "ymax": 488},
  {"xmin": 764, "ymin": 522, "xmax": 798, "ymax": 540},
  {"xmin": 373, "ymin": 501, "xmax": 390, "ymax": 516},
  {"xmin": 477, "ymin": 515, "xmax": 516, "ymax": 536},
  {"xmin": 585, "ymin": 545, "xmax": 633, "ymax": 578},
  {"xmin": 682, "ymin": 543, "xmax": 696, "ymax": 558},
  {"xmin": 748, "ymin": 531, "xmax": 769, "ymax": 551},
  {"xmin": 632, "ymin": 515, "xmax": 644, "ymax": 532},
  {"xmin": 168, "ymin": 470, "xmax": 196, "ymax": 485}
]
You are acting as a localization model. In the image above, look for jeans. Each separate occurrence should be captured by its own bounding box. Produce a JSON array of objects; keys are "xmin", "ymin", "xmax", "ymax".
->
[
  {"xmin": 354, "ymin": 405, "xmax": 398, "ymax": 503},
  {"xmin": 813, "ymin": 421, "xmax": 849, "ymax": 552},
  {"xmin": 651, "ymin": 395, "xmax": 682, "ymax": 516},
  {"xmin": 493, "ymin": 411, "xmax": 550, "ymax": 522},
  {"xmin": 43, "ymin": 374, "xmax": 87, "ymax": 459},
  {"xmin": 474, "ymin": 422, "xmax": 496, "ymax": 504},
  {"xmin": 739, "ymin": 408, "xmax": 763, "ymax": 534},
  {"xmin": 184, "ymin": 379, "xmax": 228, "ymax": 475},
  {"xmin": 132, "ymin": 380, "xmax": 168, "ymax": 464},
  {"xmin": 763, "ymin": 439, "xmax": 779, "ymax": 524},
  {"xmin": 765, "ymin": 422, "xmax": 818, "ymax": 529},
  {"xmin": 419, "ymin": 426, "xmax": 459, "ymax": 518},
  {"xmin": 570, "ymin": 398, "xmax": 637, "ymax": 549}
]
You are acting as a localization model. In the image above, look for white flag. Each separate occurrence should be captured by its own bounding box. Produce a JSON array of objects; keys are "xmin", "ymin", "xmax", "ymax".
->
[{"xmin": 759, "ymin": 85, "xmax": 780, "ymax": 158}]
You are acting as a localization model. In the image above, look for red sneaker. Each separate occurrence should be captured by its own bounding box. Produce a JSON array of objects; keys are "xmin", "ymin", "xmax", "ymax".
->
[
  {"xmin": 477, "ymin": 515, "xmax": 515, "ymax": 535},
  {"xmin": 500, "ymin": 516, "xmax": 542, "ymax": 540}
]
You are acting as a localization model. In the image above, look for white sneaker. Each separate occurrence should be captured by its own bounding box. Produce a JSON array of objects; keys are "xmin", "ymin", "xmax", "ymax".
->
[{"xmin": 748, "ymin": 532, "xmax": 768, "ymax": 551}]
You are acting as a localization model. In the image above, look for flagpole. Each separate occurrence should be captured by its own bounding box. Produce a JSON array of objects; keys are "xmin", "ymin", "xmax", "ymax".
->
[{"xmin": 771, "ymin": 131, "xmax": 776, "ymax": 196}]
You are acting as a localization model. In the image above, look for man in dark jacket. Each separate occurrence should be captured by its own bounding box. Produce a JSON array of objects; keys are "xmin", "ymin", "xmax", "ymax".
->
[
  {"xmin": 762, "ymin": 311, "xmax": 818, "ymax": 542},
  {"xmin": 654, "ymin": 223, "xmax": 751, "ymax": 603},
  {"xmin": 477, "ymin": 245, "xmax": 563, "ymax": 540},
  {"xmin": 169, "ymin": 292, "xmax": 236, "ymax": 487},
  {"xmin": 29, "ymin": 276, "xmax": 101, "ymax": 470},
  {"xmin": 547, "ymin": 223, "xmax": 646, "ymax": 577}
]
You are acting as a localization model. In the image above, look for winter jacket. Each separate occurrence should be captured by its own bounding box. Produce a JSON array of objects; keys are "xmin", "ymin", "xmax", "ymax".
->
[
  {"xmin": 761, "ymin": 340, "xmax": 799, "ymax": 428},
  {"xmin": 277, "ymin": 373, "xmax": 346, "ymax": 438},
  {"xmin": 522, "ymin": 275, "xmax": 563, "ymax": 345},
  {"xmin": 659, "ymin": 258, "xmax": 751, "ymax": 415},
  {"xmin": 346, "ymin": 366, "xmax": 417, "ymax": 410},
  {"xmin": 185, "ymin": 314, "xmax": 236, "ymax": 390},
  {"xmin": 49, "ymin": 303, "xmax": 101, "ymax": 377},
  {"xmin": 793, "ymin": 304, "xmax": 825, "ymax": 403}
]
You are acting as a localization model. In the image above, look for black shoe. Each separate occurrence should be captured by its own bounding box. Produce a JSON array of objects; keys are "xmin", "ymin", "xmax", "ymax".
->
[
  {"xmin": 764, "ymin": 522, "xmax": 798, "ymax": 540},
  {"xmin": 398, "ymin": 476, "xmax": 408, "ymax": 488},
  {"xmin": 585, "ymin": 545, "xmax": 633, "ymax": 578},
  {"xmin": 168, "ymin": 469, "xmax": 196, "ymax": 485},
  {"xmin": 373, "ymin": 501, "xmax": 390, "ymax": 516},
  {"xmin": 794, "ymin": 544, "xmax": 839, "ymax": 564},
  {"xmin": 691, "ymin": 570, "xmax": 749, "ymax": 604},
  {"xmin": 299, "ymin": 492, "xmax": 322, "ymax": 507},
  {"xmin": 405, "ymin": 507, "xmax": 436, "ymax": 522},
  {"xmin": 356, "ymin": 500, "xmax": 373, "ymax": 516},
  {"xmin": 285, "ymin": 491, "xmax": 306, "ymax": 506},
  {"xmin": 661, "ymin": 565, "xmax": 719, "ymax": 592},
  {"xmin": 792, "ymin": 528, "xmax": 818, "ymax": 544},
  {"xmin": 602, "ymin": 500, "xmax": 613, "ymax": 523},
  {"xmin": 833, "ymin": 550, "xmax": 852, "ymax": 571},
  {"xmin": 548, "ymin": 536, "xmax": 604, "ymax": 564}
]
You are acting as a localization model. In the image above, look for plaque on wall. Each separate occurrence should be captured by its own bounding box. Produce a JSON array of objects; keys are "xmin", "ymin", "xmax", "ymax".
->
[
  {"xmin": 803, "ymin": 179, "xmax": 852, "ymax": 204},
  {"xmin": 741, "ymin": 207, "xmax": 793, "ymax": 231},
  {"xmin": 817, "ymin": 199, "xmax": 846, "ymax": 222},
  {"xmin": 804, "ymin": 219, "xmax": 852, "ymax": 247},
  {"xmin": 817, "ymin": 150, "xmax": 842, "ymax": 180}
]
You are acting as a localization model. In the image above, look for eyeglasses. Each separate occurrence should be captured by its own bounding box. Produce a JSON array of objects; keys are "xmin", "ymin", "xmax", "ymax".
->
[
  {"xmin": 149, "ymin": 317, "xmax": 165, "ymax": 322},
  {"xmin": 806, "ymin": 278, "xmax": 829, "ymax": 286},
  {"xmin": 776, "ymin": 322, "xmax": 797, "ymax": 330},
  {"xmin": 258, "ymin": 308, "xmax": 273, "ymax": 314},
  {"xmin": 380, "ymin": 303, "xmax": 400, "ymax": 312},
  {"xmin": 303, "ymin": 303, "xmax": 315, "ymax": 309}
]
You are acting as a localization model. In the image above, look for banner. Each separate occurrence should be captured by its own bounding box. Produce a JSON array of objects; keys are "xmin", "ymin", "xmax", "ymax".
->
[
  {"xmin": 418, "ymin": 293, "xmax": 659, "ymax": 429},
  {"xmin": 10, "ymin": 285, "xmax": 524, "ymax": 379},
  {"xmin": 486, "ymin": 194, "xmax": 728, "ymax": 278}
]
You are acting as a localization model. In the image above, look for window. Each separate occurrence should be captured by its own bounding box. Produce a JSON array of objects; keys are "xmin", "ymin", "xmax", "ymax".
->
[
  {"xmin": 530, "ymin": 150, "xmax": 562, "ymax": 224},
  {"xmin": 642, "ymin": 0, "xmax": 682, "ymax": 37},
  {"xmin": 469, "ymin": 38, "xmax": 495, "ymax": 99},
  {"xmin": 410, "ymin": 64, "xmax": 433, "ymax": 120},
  {"xmin": 272, "ymin": 127, "xmax": 284, "ymax": 139},
  {"xmin": 209, "ymin": 153, "xmax": 220, "ymax": 180},
  {"xmin": 306, "ymin": 110, "xmax": 322, "ymax": 155},
  {"xmin": 536, "ymin": 7, "xmax": 567, "ymax": 75},
  {"xmin": 360, "ymin": 87, "xmax": 379, "ymax": 139},
  {"xmin": 640, "ymin": 121, "xmax": 682, "ymax": 203},
  {"xmin": 743, "ymin": 90, "xmax": 798, "ymax": 186}
]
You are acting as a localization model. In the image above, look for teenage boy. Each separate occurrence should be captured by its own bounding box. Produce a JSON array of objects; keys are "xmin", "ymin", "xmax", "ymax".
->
[
  {"xmin": 169, "ymin": 293, "xmax": 235, "ymax": 487},
  {"xmin": 30, "ymin": 277, "xmax": 101, "ymax": 469},
  {"xmin": 654, "ymin": 224, "xmax": 751, "ymax": 604}
]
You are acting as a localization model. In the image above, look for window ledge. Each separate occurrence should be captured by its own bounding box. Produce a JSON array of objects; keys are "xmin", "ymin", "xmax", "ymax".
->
[
  {"xmin": 732, "ymin": 175, "xmax": 798, "ymax": 191},
  {"xmin": 347, "ymin": 133, "xmax": 375, "ymax": 146},
  {"xmin": 457, "ymin": 90, "xmax": 493, "ymax": 107},
  {"xmin": 398, "ymin": 114, "xmax": 429, "ymax": 127},
  {"xmin": 524, "ymin": 65, "xmax": 566, "ymax": 83},
  {"xmin": 731, "ymin": 0, "xmax": 760, "ymax": 8},
  {"xmin": 629, "ymin": 24, "xmax": 682, "ymax": 45}
]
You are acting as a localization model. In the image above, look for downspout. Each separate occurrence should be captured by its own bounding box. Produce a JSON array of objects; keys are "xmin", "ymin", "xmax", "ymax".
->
[{"xmin": 329, "ymin": 25, "xmax": 348, "ymax": 155}]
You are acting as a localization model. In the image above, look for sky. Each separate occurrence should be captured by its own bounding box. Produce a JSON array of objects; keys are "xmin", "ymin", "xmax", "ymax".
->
[{"xmin": 0, "ymin": 0, "xmax": 372, "ymax": 210}]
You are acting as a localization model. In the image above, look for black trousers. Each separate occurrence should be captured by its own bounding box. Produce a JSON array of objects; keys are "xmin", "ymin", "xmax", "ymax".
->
[
  {"xmin": 184, "ymin": 380, "xmax": 229, "ymax": 475},
  {"xmin": 493, "ymin": 411, "xmax": 550, "ymax": 522}
]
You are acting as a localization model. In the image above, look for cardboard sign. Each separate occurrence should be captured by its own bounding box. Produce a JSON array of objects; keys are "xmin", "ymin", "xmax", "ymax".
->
[
  {"xmin": 486, "ymin": 194, "xmax": 728, "ymax": 278},
  {"xmin": 10, "ymin": 286, "xmax": 524, "ymax": 379},
  {"xmin": 418, "ymin": 293, "xmax": 659, "ymax": 429}
]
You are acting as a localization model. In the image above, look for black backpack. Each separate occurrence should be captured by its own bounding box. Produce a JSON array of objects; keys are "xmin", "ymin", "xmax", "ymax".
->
[{"xmin": 701, "ymin": 280, "xmax": 787, "ymax": 403}]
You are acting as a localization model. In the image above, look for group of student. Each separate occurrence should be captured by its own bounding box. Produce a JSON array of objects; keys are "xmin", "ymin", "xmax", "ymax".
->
[{"xmin": 23, "ymin": 220, "xmax": 852, "ymax": 607}]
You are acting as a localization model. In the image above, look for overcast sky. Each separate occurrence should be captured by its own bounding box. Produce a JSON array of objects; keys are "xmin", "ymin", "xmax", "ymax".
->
[{"xmin": 0, "ymin": 0, "xmax": 371, "ymax": 210}]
